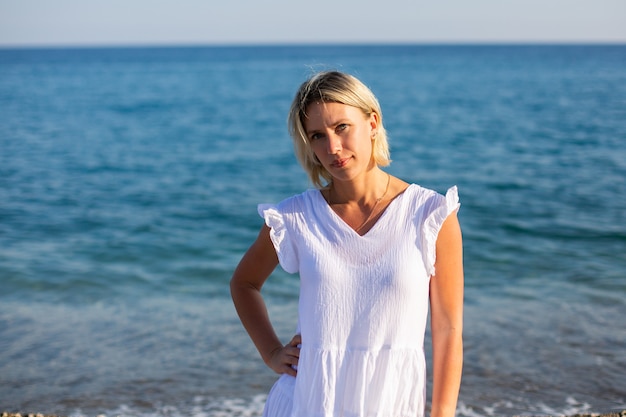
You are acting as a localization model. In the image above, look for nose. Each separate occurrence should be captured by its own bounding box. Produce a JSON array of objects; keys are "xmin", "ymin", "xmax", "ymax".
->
[{"xmin": 327, "ymin": 133, "xmax": 342, "ymax": 154}]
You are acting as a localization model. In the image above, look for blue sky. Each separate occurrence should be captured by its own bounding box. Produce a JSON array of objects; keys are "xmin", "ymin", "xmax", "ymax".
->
[{"xmin": 1, "ymin": 0, "xmax": 625, "ymax": 46}]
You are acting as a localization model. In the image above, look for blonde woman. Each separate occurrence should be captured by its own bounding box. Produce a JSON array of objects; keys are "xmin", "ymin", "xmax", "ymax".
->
[{"xmin": 231, "ymin": 71, "xmax": 464, "ymax": 417}]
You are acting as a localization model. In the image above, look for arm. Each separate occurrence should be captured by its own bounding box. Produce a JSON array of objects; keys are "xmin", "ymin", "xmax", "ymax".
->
[
  {"xmin": 429, "ymin": 212, "xmax": 464, "ymax": 417},
  {"xmin": 230, "ymin": 224, "xmax": 301, "ymax": 376}
]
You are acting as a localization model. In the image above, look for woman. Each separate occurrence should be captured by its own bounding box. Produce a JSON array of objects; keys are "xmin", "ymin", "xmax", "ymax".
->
[{"xmin": 231, "ymin": 71, "xmax": 464, "ymax": 417}]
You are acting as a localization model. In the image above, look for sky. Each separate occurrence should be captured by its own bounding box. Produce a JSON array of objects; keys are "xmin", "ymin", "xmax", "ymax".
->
[{"xmin": 1, "ymin": 0, "xmax": 625, "ymax": 47}]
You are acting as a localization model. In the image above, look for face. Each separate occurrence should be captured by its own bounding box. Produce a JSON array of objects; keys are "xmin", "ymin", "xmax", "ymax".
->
[{"xmin": 304, "ymin": 101, "xmax": 378, "ymax": 182}]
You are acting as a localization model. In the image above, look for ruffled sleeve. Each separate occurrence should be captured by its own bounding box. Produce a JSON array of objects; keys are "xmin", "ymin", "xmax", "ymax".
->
[
  {"xmin": 258, "ymin": 203, "xmax": 299, "ymax": 274},
  {"xmin": 421, "ymin": 186, "xmax": 460, "ymax": 277}
]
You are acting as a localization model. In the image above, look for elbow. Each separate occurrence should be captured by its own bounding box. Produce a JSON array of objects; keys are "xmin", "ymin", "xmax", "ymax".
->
[
  {"xmin": 229, "ymin": 274, "xmax": 247, "ymax": 298},
  {"xmin": 229, "ymin": 272, "xmax": 245, "ymax": 300},
  {"xmin": 229, "ymin": 276, "xmax": 237, "ymax": 296},
  {"xmin": 230, "ymin": 271, "xmax": 262, "ymax": 299},
  {"xmin": 431, "ymin": 320, "xmax": 464, "ymax": 343}
]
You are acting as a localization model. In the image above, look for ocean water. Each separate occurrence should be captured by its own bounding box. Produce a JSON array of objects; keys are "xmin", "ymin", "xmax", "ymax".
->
[{"xmin": 0, "ymin": 45, "xmax": 625, "ymax": 416}]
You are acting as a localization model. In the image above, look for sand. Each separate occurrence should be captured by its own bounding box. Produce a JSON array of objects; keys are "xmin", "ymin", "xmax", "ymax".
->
[{"xmin": 3, "ymin": 411, "xmax": 626, "ymax": 417}]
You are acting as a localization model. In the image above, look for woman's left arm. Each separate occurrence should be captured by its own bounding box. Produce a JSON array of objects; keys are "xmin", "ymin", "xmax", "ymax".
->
[{"xmin": 429, "ymin": 211, "xmax": 464, "ymax": 417}]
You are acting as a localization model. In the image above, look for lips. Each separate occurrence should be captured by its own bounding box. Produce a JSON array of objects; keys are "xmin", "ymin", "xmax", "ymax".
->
[{"xmin": 331, "ymin": 157, "xmax": 350, "ymax": 168}]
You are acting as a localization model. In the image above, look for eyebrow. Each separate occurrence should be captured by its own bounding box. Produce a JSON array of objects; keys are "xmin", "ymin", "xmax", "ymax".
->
[{"xmin": 305, "ymin": 118, "xmax": 350, "ymax": 136}]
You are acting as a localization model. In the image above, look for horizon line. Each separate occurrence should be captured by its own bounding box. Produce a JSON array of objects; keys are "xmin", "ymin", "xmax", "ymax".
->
[{"xmin": 1, "ymin": 39, "xmax": 625, "ymax": 50}]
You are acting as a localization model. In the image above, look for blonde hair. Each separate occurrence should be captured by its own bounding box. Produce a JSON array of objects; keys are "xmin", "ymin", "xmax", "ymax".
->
[{"xmin": 288, "ymin": 71, "xmax": 391, "ymax": 188}]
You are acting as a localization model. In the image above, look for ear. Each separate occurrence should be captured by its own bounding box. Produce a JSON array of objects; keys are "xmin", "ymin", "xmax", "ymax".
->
[{"xmin": 369, "ymin": 112, "xmax": 379, "ymax": 138}]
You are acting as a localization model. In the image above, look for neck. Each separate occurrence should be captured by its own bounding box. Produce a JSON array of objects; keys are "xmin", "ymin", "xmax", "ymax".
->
[{"xmin": 329, "ymin": 168, "xmax": 390, "ymax": 206}]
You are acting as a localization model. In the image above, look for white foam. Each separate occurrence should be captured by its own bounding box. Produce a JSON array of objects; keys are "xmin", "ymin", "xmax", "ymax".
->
[
  {"xmin": 455, "ymin": 397, "xmax": 604, "ymax": 417},
  {"xmin": 69, "ymin": 395, "xmax": 619, "ymax": 417},
  {"xmin": 69, "ymin": 395, "xmax": 267, "ymax": 417}
]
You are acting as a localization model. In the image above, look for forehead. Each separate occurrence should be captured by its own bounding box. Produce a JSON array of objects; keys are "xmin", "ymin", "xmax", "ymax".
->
[{"xmin": 304, "ymin": 102, "xmax": 366, "ymax": 129}]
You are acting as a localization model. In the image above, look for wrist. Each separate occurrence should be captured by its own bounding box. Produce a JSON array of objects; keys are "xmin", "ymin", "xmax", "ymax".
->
[{"xmin": 263, "ymin": 345, "xmax": 282, "ymax": 366}]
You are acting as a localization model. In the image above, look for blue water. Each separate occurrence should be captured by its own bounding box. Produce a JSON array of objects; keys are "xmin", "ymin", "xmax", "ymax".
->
[{"xmin": 1, "ymin": 45, "xmax": 625, "ymax": 416}]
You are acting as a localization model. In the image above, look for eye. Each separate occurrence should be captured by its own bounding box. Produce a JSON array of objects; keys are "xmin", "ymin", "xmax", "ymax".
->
[
  {"xmin": 336, "ymin": 123, "xmax": 348, "ymax": 133},
  {"xmin": 310, "ymin": 132, "xmax": 324, "ymax": 141}
]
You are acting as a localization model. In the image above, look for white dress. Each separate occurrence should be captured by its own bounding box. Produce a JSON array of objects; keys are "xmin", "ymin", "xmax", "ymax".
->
[{"xmin": 258, "ymin": 184, "xmax": 460, "ymax": 417}]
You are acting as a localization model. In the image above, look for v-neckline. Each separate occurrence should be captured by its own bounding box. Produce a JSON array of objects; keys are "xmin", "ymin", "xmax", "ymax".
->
[{"xmin": 315, "ymin": 184, "xmax": 413, "ymax": 238}]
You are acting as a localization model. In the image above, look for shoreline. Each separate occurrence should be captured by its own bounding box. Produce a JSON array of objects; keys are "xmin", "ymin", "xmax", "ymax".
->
[{"xmin": 3, "ymin": 412, "xmax": 626, "ymax": 417}]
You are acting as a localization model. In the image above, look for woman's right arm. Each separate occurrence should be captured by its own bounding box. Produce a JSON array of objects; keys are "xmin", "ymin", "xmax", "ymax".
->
[{"xmin": 230, "ymin": 224, "xmax": 300, "ymax": 376}]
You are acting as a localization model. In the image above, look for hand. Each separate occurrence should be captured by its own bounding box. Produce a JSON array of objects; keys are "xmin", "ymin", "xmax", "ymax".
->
[{"xmin": 266, "ymin": 334, "xmax": 301, "ymax": 377}]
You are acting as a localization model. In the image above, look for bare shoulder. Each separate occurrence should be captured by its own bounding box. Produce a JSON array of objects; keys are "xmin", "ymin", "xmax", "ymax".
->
[
  {"xmin": 231, "ymin": 225, "xmax": 279, "ymax": 290},
  {"xmin": 432, "ymin": 211, "xmax": 463, "ymax": 291},
  {"xmin": 437, "ymin": 212, "xmax": 462, "ymax": 250}
]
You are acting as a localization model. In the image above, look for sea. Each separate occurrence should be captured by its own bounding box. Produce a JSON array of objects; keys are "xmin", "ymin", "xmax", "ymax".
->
[{"xmin": 0, "ymin": 44, "xmax": 625, "ymax": 417}]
